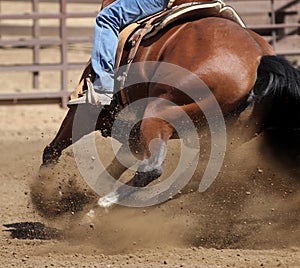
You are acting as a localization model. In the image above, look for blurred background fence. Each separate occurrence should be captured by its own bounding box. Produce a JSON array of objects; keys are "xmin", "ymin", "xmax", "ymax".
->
[{"xmin": 0, "ymin": 0, "xmax": 299, "ymax": 107}]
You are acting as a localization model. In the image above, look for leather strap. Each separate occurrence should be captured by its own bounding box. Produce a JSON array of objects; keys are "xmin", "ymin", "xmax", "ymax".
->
[{"xmin": 117, "ymin": 10, "xmax": 172, "ymax": 106}]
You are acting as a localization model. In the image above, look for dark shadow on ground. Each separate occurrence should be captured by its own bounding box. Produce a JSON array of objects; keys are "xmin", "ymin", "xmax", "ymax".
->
[{"xmin": 3, "ymin": 222, "xmax": 61, "ymax": 240}]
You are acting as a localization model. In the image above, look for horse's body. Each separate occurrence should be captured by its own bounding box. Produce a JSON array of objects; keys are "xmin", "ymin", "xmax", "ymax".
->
[{"xmin": 42, "ymin": 0, "xmax": 300, "ymax": 209}]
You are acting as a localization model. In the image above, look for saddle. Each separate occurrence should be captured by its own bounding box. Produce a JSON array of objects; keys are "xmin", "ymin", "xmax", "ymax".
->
[{"xmin": 70, "ymin": 0, "xmax": 246, "ymax": 105}]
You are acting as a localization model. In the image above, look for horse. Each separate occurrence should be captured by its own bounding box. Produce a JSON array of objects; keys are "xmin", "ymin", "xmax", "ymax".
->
[{"xmin": 40, "ymin": 0, "xmax": 300, "ymax": 210}]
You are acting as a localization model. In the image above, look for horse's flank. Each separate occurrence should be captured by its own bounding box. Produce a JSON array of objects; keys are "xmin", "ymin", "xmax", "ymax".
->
[{"xmin": 123, "ymin": 16, "xmax": 275, "ymax": 114}]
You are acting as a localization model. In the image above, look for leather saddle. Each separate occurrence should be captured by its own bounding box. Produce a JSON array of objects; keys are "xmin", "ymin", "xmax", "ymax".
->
[{"xmin": 70, "ymin": 0, "xmax": 246, "ymax": 106}]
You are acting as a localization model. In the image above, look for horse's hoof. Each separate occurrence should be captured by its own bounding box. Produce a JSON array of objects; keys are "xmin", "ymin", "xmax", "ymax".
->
[
  {"xmin": 97, "ymin": 191, "xmax": 119, "ymax": 208},
  {"xmin": 42, "ymin": 144, "xmax": 65, "ymax": 166}
]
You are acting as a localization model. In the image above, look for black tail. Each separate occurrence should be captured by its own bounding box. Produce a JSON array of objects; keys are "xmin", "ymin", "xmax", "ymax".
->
[
  {"xmin": 250, "ymin": 56, "xmax": 300, "ymax": 165},
  {"xmin": 249, "ymin": 55, "xmax": 300, "ymax": 103}
]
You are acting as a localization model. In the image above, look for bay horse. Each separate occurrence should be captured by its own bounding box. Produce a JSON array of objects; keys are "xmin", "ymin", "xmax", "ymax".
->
[{"xmin": 41, "ymin": 0, "xmax": 300, "ymax": 209}]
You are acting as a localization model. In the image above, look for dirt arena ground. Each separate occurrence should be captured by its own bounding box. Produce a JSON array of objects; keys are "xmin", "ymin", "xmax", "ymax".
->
[
  {"xmin": 1, "ymin": 1, "xmax": 300, "ymax": 267},
  {"xmin": 1, "ymin": 103, "xmax": 300, "ymax": 267},
  {"xmin": 1, "ymin": 105, "xmax": 300, "ymax": 268}
]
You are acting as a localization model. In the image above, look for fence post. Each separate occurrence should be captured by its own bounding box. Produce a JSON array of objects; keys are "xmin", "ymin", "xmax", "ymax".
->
[
  {"xmin": 60, "ymin": 0, "xmax": 69, "ymax": 108},
  {"xmin": 270, "ymin": 0, "xmax": 277, "ymax": 51},
  {"xmin": 33, "ymin": 0, "xmax": 40, "ymax": 90}
]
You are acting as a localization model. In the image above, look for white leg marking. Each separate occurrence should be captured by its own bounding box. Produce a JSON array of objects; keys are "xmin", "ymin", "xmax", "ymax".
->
[
  {"xmin": 98, "ymin": 191, "xmax": 120, "ymax": 208},
  {"xmin": 138, "ymin": 138, "xmax": 166, "ymax": 173}
]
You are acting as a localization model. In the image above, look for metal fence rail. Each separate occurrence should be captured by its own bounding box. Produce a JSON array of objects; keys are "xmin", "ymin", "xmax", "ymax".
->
[
  {"xmin": 228, "ymin": 0, "xmax": 300, "ymax": 56},
  {"xmin": 0, "ymin": 0, "xmax": 99, "ymax": 107},
  {"xmin": 0, "ymin": 0, "xmax": 299, "ymax": 107}
]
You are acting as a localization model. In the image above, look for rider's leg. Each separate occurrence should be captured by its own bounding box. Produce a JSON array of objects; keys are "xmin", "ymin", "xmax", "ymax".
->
[
  {"xmin": 68, "ymin": 0, "xmax": 169, "ymax": 106},
  {"xmin": 92, "ymin": 0, "xmax": 169, "ymax": 91}
]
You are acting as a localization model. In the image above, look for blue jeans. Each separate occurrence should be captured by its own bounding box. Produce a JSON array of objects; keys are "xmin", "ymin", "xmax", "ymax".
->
[{"xmin": 91, "ymin": 0, "xmax": 169, "ymax": 93}]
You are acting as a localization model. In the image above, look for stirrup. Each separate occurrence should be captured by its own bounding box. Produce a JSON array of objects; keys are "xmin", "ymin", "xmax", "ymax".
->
[{"xmin": 67, "ymin": 78, "xmax": 113, "ymax": 106}]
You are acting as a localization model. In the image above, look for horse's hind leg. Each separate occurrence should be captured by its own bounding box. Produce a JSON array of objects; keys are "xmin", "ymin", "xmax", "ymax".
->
[
  {"xmin": 95, "ymin": 143, "xmax": 139, "ymax": 187},
  {"xmin": 98, "ymin": 101, "xmax": 174, "ymax": 207},
  {"xmin": 128, "ymin": 117, "xmax": 173, "ymax": 186}
]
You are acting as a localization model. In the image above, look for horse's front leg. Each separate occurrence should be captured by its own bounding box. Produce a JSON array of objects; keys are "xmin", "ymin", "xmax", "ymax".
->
[
  {"xmin": 42, "ymin": 106, "xmax": 76, "ymax": 165},
  {"xmin": 42, "ymin": 105, "xmax": 101, "ymax": 165}
]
